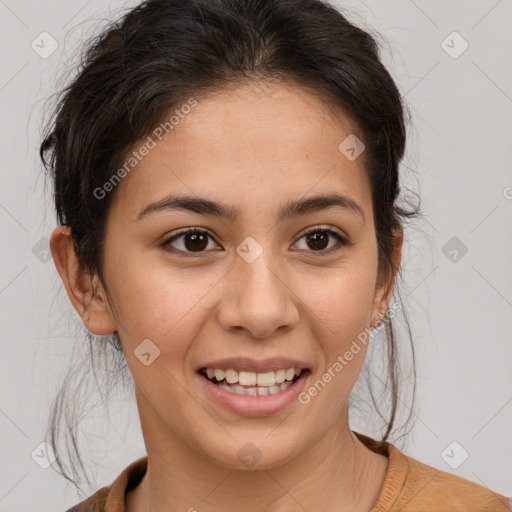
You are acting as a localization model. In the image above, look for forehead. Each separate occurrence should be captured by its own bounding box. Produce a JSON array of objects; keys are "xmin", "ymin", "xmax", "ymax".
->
[
  {"xmin": 168, "ymin": 80, "xmax": 361, "ymax": 157},
  {"xmin": 110, "ymin": 80, "xmax": 373, "ymax": 223}
]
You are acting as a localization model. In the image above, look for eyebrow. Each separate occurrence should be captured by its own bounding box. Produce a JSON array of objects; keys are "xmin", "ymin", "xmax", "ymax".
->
[{"xmin": 136, "ymin": 192, "xmax": 365, "ymax": 225}]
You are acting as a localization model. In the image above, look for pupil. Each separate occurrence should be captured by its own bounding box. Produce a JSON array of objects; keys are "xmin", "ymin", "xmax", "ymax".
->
[
  {"xmin": 185, "ymin": 233, "xmax": 208, "ymax": 252},
  {"xmin": 184, "ymin": 232, "xmax": 328, "ymax": 252},
  {"xmin": 308, "ymin": 232, "xmax": 328, "ymax": 250}
]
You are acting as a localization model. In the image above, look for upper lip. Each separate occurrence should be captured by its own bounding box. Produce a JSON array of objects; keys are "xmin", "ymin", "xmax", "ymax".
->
[{"xmin": 197, "ymin": 357, "xmax": 310, "ymax": 373}]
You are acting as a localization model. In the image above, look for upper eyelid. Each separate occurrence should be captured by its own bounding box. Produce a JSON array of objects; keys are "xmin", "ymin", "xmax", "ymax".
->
[{"xmin": 163, "ymin": 225, "xmax": 347, "ymax": 250}]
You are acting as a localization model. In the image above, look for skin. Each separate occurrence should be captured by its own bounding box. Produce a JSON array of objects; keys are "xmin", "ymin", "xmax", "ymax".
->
[{"xmin": 51, "ymin": 80, "xmax": 403, "ymax": 512}]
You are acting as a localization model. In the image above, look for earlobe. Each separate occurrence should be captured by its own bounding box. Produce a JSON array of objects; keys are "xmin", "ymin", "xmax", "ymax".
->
[{"xmin": 49, "ymin": 225, "xmax": 118, "ymax": 335}]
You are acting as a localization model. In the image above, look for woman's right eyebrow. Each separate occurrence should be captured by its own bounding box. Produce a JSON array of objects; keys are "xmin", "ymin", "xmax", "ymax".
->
[{"xmin": 136, "ymin": 192, "xmax": 366, "ymax": 225}]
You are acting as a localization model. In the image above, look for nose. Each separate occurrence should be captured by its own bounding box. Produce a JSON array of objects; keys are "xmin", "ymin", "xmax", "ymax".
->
[{"xmin": 216, "ymin": 251, "xmax": 299, "ymax": 339}]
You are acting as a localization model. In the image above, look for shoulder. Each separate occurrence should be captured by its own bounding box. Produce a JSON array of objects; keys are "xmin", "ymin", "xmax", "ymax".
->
[
  {"xmin": 63, "ymin": 456, "xmax": 147, "ymax": 512},
  {"xmin": 64, "ymin": 486, "xmax": 111, "ymax": 512},
  {"xmin": 389, "ymin": 445, "xmax": 510, "ymax": 511}
]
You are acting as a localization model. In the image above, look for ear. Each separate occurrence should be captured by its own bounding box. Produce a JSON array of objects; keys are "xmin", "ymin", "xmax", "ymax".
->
[
  {"xmin": 49, "ymin": 226, "xmax": 117, "ymax": 335},
  {"xmin": 371, "ymin": 226, "xmax": 403, "ymax": 328}
]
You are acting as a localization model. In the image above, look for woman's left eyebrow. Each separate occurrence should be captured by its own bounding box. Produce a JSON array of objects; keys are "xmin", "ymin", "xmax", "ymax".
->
[{"xmin": 136, "ymin": 192, "xmax": 365, "ymax": 225}]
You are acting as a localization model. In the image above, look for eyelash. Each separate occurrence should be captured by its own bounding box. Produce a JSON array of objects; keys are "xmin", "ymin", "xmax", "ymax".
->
[{"xmin": 161, "ymin": 226, "xmax": 351, "ymax": 258}]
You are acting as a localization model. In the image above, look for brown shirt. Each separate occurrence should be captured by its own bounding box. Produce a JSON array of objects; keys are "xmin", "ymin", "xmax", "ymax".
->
[{"xmin": 65, "ymin": 431, "xmax": 510, "ymax": 512}]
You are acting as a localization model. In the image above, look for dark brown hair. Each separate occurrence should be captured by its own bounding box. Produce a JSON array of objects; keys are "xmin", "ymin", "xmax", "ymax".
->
[{"xmin": 40, "ymin": 0, "xmax": 421, "ymax": 491}]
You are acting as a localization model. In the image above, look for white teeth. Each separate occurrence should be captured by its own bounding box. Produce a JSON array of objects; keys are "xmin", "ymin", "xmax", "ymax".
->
[
  {"xmin": 217, "ymin": 380, "xmax": 294, "ymax": 396},
  {"xmin": 204, "ymin": 366, "xmax": 306, "ymax": 396},
  {"xmin": 257, "ymin": 386, "xmax": 269, "ymax": 396},
  {"xmin": 238, "ymin": 371, "xmax": 257, "ymax": 386},
  {"xmin": 256, "ymin": 371, "xmax": 275, "ymax": 387},
  {"xmin": 275, "ymin": 369, "xmax": 286, "ymax": 384},
  {"xmin": 225, "ymin": 369, "xmax": 238, "ymax": 384},
  {"xmin": 204, "ymin": 367, "xmax": 303, "ymax": 386}
]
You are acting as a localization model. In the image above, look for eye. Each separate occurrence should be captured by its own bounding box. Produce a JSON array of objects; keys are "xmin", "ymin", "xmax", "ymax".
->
[
  {"xmin": 294, "ymin": 226, "xmax": 350, "ymax": 255},
  {"xmin": 161, "ymin": 226, "xmax": 351, "ymax": 258},
  {"xmin": 161, "ymin": 228, "xmax": 219, "ymax": 257}
]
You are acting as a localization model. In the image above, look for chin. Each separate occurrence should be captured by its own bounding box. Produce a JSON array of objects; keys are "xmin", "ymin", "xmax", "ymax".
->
[{"xmin": 199, "ymin": 435, "xmax": 304, "ymax": 471}]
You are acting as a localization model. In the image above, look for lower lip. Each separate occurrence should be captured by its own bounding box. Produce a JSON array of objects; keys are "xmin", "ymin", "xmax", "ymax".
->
[{"xmin": 197, "ymin": 371, "xmax": 310, "ymax": 417}]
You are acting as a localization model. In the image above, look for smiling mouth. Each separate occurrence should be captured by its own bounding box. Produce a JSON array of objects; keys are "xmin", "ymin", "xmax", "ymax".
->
[{"xmin": 198, "ymin": 367, "xmax": 309, "ymax": 396}]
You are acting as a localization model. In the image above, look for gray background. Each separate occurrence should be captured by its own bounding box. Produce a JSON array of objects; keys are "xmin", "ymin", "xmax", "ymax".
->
[{"xmin": 0, "ymin": 0, "xmax": 511, "ymax": 510}]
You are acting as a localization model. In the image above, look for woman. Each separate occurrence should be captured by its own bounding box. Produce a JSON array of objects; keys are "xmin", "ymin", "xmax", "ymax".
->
[{"xmin": 40, "ymin": 0, "xmax": 510, "ymax": 510}]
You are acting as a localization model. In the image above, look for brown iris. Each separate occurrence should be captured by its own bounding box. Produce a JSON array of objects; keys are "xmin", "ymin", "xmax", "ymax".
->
[
  {"xmin": 306, "ymin": 231, "xmax": 329, "ymax": 251},
  {"xmin": 183, "ymin": 232, "xmax": 209, "ymax": 252}
]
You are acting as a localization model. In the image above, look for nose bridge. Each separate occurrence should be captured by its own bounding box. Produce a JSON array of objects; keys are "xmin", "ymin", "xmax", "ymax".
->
[
  {"xmin": 236, "ymin": 236, "xmax": 284, "ymax": 306},
  {"xmin": 238, "ymin": 245, "xmax": 280, "ymax": 295},
  {"xmin": 219, "ymin": 236, "xmax": 298, "ymax": 338}
]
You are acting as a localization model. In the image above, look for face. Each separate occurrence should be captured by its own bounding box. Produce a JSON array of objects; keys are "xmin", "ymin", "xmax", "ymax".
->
[{"xmin": 56, "ymin": 80, "xmax": 399, "ymax": 469}]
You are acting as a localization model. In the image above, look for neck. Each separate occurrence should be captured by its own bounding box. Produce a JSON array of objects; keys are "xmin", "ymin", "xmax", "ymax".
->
[{"xmin": 126, "ymin": 396, "xmax": 388, "ymax": 512}]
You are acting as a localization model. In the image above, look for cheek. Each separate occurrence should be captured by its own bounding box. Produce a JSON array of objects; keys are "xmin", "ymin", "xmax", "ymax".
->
[
  {"xmin": 105, "ymin": 252, "xmax": 217, "ymax": 349},
  {"xmin": 298, "ymin": 270, "xmax": 374, "ymax": 412},
  {"xmin": 299, "ymin": 262, "xmax": 377, "ymax": 340}
]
